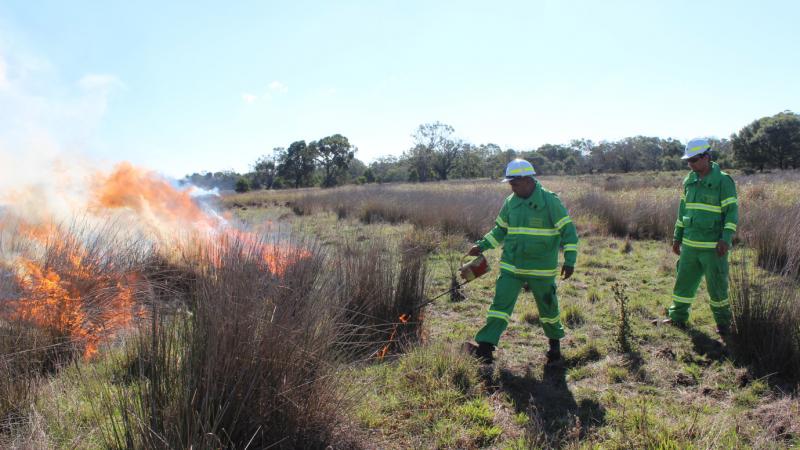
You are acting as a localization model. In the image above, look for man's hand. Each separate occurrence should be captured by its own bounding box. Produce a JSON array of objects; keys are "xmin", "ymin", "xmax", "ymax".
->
[
  {"xmin": 716, "ymin": 240, "xmax": 729, "ymax": 257},
  {"xmin": 561, "ymin": 265, "xmax": 574, "ymax": 280},
  {"xmin": 467, "ymin": 245, "xmax": 482, "ymax": 257},
  {"xmin": 672, "ymin": 240, "xmax": 681, "ymax": 256}
]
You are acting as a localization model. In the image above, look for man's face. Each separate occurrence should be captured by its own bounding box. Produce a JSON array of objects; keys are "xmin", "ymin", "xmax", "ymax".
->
[
  {"xmin": 687, "ymin": 153, "xmax": 710, "ymax": 173},
  {"xmin": 509, "ymin": 176, "xmax": 536, "ymax": 198}
]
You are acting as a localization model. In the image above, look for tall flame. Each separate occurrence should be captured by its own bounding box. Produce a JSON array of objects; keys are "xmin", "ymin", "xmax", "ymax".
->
[{"xmin": 1, "ymin": 161, "xmax": 306, "ymax": 359}]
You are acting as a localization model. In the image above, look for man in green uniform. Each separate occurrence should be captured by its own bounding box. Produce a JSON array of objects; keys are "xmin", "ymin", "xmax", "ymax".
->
[
  {"xmin": 464, "ymin": 159, "xmax": 578, "ymax": 364},
  {"xmin": 657, "ymin": 138, "xmax": 738, "ymax": 335}
]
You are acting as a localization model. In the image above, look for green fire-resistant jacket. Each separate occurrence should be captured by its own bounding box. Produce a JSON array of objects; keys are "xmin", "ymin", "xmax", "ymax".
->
[
  {"xmin": 476, "ymin": 185, "xmax": 578, "ymax": 278},
  {"xmin": 673, "ymin": 162, "xmax": 738, "ymax": 249}
]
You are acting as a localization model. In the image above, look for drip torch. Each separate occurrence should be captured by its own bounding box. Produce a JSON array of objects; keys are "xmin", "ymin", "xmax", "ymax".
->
[{"xmin": 412, "ymin": 253, "xmax": 490, "ymax": 311}]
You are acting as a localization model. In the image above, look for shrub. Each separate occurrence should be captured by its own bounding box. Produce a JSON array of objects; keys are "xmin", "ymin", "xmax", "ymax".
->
[{"xmin": 612, "ymin": 283, "xmax": 633, "ymax": 353}]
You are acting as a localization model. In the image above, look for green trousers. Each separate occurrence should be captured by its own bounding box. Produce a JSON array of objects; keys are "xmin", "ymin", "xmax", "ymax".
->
[
  {"xmin": 475, "ymin": 272, "xmax": 564, "ymax": 346},
  {"xmin": 668, "ymin": 245, "xmax": 731, "ymax": 326}
]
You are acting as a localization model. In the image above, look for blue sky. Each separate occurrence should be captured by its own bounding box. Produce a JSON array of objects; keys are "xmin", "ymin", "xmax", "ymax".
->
[{"xmin": 1, "ymin": 0, "xmax": 798, "ymax": 177}]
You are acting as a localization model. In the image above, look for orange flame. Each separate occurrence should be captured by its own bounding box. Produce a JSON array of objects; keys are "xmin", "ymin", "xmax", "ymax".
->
[
  {"xmin": 9, "ymin": 251, "xmax": 142, "ymax": 359},
  {"xmin": 376, "ymin": 313, "xmax": 412, "ymax": 360},
  {"xmin": 1, "ymin": 161, "xmax": 308, "ymax": 359}
]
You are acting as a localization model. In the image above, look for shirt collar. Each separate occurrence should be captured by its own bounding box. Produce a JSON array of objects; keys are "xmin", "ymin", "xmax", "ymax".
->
[
  {"xmin": 688, "ymin": 161, "xmax": 721, "ymax": 184},
  {"xmin": 509, "ymin": 183, "xmax": 545, "ymax": 210}
]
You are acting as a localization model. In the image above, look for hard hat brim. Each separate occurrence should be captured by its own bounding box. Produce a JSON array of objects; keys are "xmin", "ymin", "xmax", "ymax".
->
[
  {"xmin": 501, "ymin": 175, "xmax": 535, "ymax": 182},
  {"xmin": 681, "ymin": 151, "xmax": 709, "ymax": 160}
]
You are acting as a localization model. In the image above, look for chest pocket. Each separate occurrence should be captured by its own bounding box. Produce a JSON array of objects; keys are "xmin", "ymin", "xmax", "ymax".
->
[
  {"xmin": 697, "ymin": 181, "xmax": 720, "ymax": 204},
  {"xmin": 519, "ymin": 206, "xmax": 555, "ymax": 257}
]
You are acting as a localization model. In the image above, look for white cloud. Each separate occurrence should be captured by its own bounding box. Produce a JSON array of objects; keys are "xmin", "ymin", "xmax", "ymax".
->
[
  {"xmin": 268, "ymin": 80, "xmax": 287, "ymax": 93},
  {"xmin": 241, "ymin": 93, "xmax": 257, "ymax": 104},
  {"xmin": 78, "ymin": 73, "xmax": 124, "ymax": 92}
]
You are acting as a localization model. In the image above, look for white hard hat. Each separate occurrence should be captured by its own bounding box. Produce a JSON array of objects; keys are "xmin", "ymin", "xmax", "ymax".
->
[
  {"xmin": 682, "ymin": 138, "xmax": 712, "ymax": 160},
  {"xmin": 502, "ymin": 159, "xmax": 536, "ymax": 182}
]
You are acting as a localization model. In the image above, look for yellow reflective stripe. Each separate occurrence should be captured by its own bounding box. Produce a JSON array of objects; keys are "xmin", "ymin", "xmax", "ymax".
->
[
  {"xmin": 720, "ymin": 197, "xmax": 737, "ymax": 207},
  {"xmin": 499, "ymin": 262, "xmax": 558, "ymax": 277},
  {"xmin": 554, "ymin": 216, "xmax": 572, "ymax": 229},
  {"xmin": 685, "ymin": 203, "xmax": 722, "ymax": 214},
  {"xmin": 484, "ymin": 233, "xmax": 500, "ymax": 249},
  {"xmin": 508, "ymin": 167, "xmax": 534, "ymax": 175},
  {"xmin": 540, "ymin": 315, "xmax": 561, "ymax": 324},
  {"xmin": 709, "ymin": 298, "xmax": 730, "ymax": 308},
  {"xmin": 508, "ymin": 227, "xmax": 560, "ymax": 236},
  {"xmin": 672, "ymin": 294, "xmax": 696, "ymax": 304},
  {"xmin": 724, "ymin": 223, "xmax": 737, "ymax": 231},
  {"xmin": 563, "ymin": 243, "xmax": 578, "ymax": 252},
  {"xmin": 682, "ymin": 238, "xmax": 718, "ymax": 249},
  {"xmin": 487, "ymin": 310, "xmax": 510, "ymax": 323},
  {"xmin": 689, "ymin": 144, "xmax": 710, "ymax": 153},
  {"xmin": 496, "ymin": 216, "xmax": 509, "ymax": 229},
  {"xmin": 675, "ymin": 220, "xmax": 684, "ymax": 228}
]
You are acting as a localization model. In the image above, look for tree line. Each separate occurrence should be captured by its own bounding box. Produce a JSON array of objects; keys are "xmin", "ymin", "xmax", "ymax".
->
[{"xmin": 182, "ymin": 111, "xmax": 800, "ymax": 192}]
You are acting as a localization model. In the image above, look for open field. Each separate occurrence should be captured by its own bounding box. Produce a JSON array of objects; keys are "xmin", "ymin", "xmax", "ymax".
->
[{"xmin": 2, "ymin": 171, "xmax": 800, "ymax": 449}]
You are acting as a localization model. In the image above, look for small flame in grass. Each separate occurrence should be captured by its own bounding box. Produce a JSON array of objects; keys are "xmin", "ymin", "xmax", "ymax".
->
[{"xmin": 376, "ymin": 313, "xmax": 411, "ymax": 360}]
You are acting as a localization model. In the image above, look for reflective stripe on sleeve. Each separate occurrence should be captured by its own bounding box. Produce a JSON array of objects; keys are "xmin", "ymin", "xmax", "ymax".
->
[
  {"xmin": 720, "ymin": 197, "xmax": 737, "ymax": 208},
  {"xmin": 724, "ymin": 223, "xmax": 737, "ymax": 232},
  {"xmin": 563, "ymin": 243, "xmax": 577, "ymax": 252},
  {"xmin": 554, "ymin": 216, "xmax": 572, "ymax": 230},
  {"xmin": 496, "ymin": 216, "xmax": 509, "ymax": 229},
  {"xmin": 484, "ymin": 233, "xmax": 500, "ymax": 249}
]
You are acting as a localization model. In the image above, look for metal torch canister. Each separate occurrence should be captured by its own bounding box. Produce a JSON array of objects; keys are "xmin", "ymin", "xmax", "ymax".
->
[{"xmin": 459, "ymin": 254, "xmax": 490, "ymax": 282}]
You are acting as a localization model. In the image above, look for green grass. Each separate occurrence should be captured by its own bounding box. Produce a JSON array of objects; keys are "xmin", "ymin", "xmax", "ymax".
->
[{"xmin": 8, "ymin": 177, "xmax": 800, "ymax": 449}]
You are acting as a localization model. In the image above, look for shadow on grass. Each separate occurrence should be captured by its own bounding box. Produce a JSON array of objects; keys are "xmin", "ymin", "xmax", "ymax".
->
[
  {"xmin": 491, "ymin": 364, "xmax": 606, "ymax": 444},
  {"xmin": 686, "ymin": 327, "xmax": 730, "ymax": 362}
]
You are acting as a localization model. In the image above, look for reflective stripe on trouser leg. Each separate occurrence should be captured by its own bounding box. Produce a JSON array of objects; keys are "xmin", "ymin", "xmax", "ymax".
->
[
  {"xmin": 669, "ymin": 246, "xmax": 704, "ymax": 323},
  {"xmin": 700, "ymin": 249, "xmax": 731, "ymax": 327},
  {"xmin": 529, "ymin": 278, "xmax": 565, "ymax": 339},
  {"xmin": 475, "ymin": 272, "xmax": 523, "ymax": 346}
]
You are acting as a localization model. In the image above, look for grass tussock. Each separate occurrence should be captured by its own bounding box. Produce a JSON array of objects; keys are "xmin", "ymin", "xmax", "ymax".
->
[{"xmin": 729, "ymin": 251, "xmax": 800, "ymax": 383}]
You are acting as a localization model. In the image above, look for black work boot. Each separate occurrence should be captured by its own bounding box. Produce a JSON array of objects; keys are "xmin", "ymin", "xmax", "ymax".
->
[
  {"xmin": 476, "ymin": 342, "xmax": 495, "ymax": 364},
  {"xmin": 546, "ymin": 338, "xmax": 562, "ymax": 364},
  {"xmin": 463, "ymin": 341, "xmax": 495, "ymax": 365}
]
